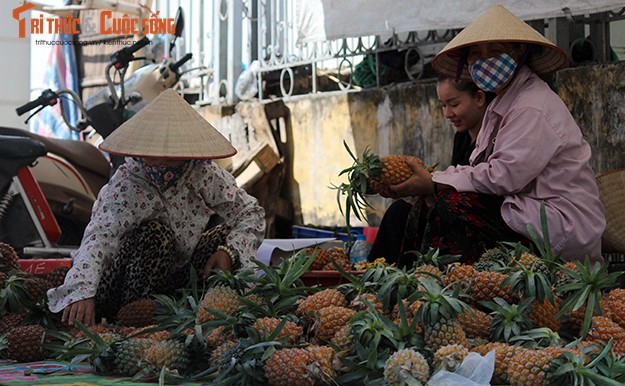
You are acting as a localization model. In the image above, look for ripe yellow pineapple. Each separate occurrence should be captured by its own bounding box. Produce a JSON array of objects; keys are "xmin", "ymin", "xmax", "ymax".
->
[
  {"xmin": 330, "ymin": 324, "xmax": 352, "ymax": 352},
  {"xmin": 444, "ymin": 264, "xmax": 477, "ymax": 288},
  {"xmin": 528, "ymin": 297, "xmax": 562, "ymax": 332},
  {"xmin": 322, "ymin": 247, "xmax": 351, "ymax": 271},
  {"xmin": 472, "ymin": 342, "xmax": 521, "ymax": 384},
  {"xmin": 196, "ymin": 285, "xmax": 241, "ymax": 324},
  {"xmin": 306, "ymin": 247, "xmax": 331, "ymax": 270},
  {"xmin": 314, "ymin": 306, "xmax": 356, "ymax": 341},
  {"xmin": 0, "ymin": 242, "xmax": 20, "ymax": 271},
  {"xmin": 349, "ymin": 292, "xmax": 385, "ymax": 313},
  {"xmin": 264, "ymin": 348, "xmax": 320, "ymax": 386},
  {"xmin": 296, "ymin": 288, "xmax": 347, "ymax": 318},
  {"xmin": 206, "ymin": 325, "xmax": 234, "ymax": 348},
  {"xmin": 143, "ymin": 338, "xmax": 189, "ymax": 374},
  {"xmin": 434, "ymin": 344, "xmax": 469, "ymax": 372},
  {"xmin": 116, "ymin": 298, "xmax": 156, "ymax": 327},
  {"xmin": 425, "ymin": 318, "xmax": 468, "ymax": 353},
  {"xmin": 306, "ymin": 345, "xmax": 338, "ymax": 383},
  {"xmin": 333, "ymin": 141, "xmax": 426, "ymax": 229},
  {"xmin": 458, "ymin": 306, "xmax": 493, "ymax": 340},
  {"xmin": 470, "ymin": 271, "xmax": 517, "ymax": 303},
  {"xmin": 383, "ymin": 348, "xmax": 430, "ymax": 386},
  {"xmin": 8, "ymin": 324, "xmax": 50, "ymax": 362},
  {"xmin": 252, "ymin": 317, "xmax": 303, "ymax": 343},
  {"xmin": 603, "ymin": 288, "xmax": 625, "ymax": 329},
  {"xmin": 587, "ymin": 315, "xmax": 625, "ymax": 344}
]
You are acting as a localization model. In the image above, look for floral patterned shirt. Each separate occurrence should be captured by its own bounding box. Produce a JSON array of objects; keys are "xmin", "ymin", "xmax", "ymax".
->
[{"xmin": 47, "ymin": 158, "xmax": 265, "ymax": 313}]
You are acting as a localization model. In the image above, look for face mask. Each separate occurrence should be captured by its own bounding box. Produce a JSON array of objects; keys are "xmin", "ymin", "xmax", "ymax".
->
[
  {"xmin": 469, "ymin": 53, "xmax": 518, "ymax": 92},
  {"xmin": 142, "ymin": 160, "xmax": 188, "ymax": 191}
]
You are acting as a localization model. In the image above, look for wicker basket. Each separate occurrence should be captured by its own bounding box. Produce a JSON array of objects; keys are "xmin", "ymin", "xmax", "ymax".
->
[{"xmin": 597, "ymin": 169, "xmax": 625, "ymax": 253}]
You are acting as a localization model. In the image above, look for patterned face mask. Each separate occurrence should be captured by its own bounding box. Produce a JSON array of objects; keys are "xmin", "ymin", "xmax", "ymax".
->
[
  {"xmin": 469, "ymin": 52, "xmax": 518, "ymax": 92},
  {"xmin": 142, "ymin": 160, "xmax": 189, "ymax": 191}
]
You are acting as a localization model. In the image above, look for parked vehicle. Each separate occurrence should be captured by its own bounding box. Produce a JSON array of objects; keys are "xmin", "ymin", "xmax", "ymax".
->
[{"xmin": 2, "ymin": 8, "xmax": 192, "ymax": 256}]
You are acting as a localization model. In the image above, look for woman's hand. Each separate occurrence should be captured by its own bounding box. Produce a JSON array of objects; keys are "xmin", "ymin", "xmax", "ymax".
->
[
  {"xmin": 62, "ymin": 298, "xmax": 96, "ymax": 327},
  {"xmin": 203, "ymin": 250, "xmax": 233, "ymax": 279},
  {"xmin": 390, "ymin": 157, "xmax": 435, "ymax": 197}
]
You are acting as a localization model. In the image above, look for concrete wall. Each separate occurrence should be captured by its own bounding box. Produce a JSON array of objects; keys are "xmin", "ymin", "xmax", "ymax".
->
[{"xmin": 203, "ymin": 61, "xmax": 625, "ymax": 230}]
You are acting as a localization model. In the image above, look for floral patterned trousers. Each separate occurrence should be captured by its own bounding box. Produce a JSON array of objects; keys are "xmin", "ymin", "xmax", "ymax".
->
[{"xmin": 400, "ymin": 190, "xmax": 529, "ymax": 267}]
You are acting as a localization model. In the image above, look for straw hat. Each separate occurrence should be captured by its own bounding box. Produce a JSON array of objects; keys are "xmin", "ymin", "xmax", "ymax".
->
[
  {"xmin": 99, "ymin": 89, "xmax": 237, "ymax": 159},
  {"xmin": 432, "ymin": 4, "xmax": 568, "ymax": 82},
  {"xmin": 596, "ymin": 169, "xmax": 625, "ymax": 253}
]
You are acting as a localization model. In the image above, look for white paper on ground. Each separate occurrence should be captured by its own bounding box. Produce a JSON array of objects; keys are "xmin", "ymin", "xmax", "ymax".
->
[{"xmin": 255, "ymin": 238, "xmax": 338, "ymax": 266}]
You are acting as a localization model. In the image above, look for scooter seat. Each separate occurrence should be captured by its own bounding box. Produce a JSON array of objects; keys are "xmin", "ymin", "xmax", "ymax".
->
[
  {"xmin": 0, "ymin": 134, "xmax": 47, "ymax": 161},
  {"xmin": 0, "ymin": 127, "xmax": 110, "ymax": 181}
]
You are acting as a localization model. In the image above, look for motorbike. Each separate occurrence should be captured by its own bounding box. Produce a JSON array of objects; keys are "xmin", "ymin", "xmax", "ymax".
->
[{"xmin": 1, "ymin": 7, "xmax": 193, "ymax": 256}]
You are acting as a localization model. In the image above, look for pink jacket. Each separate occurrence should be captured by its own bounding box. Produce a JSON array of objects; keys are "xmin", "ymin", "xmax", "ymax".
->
[{"xmin": 433, "ymin": 66, "xmax": 605, "ymax": 262}]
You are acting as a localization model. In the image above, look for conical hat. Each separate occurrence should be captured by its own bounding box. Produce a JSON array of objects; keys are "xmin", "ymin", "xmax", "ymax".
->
[
  {"xmin": 432, "ymin": 4, "xmax": 568, "ymax": 82},
  {"xmin": 99, "ymin": 89, "xmax": 237, "ymax": 159}
]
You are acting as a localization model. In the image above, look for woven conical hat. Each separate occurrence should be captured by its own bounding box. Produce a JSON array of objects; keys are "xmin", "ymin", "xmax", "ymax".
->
[
  {"xmin": 432, "ymin": 4, "xmax": 568, "ymax": 81},
  {"xmin": 99, "ymin": 89, "xmax": 237, "ymax": 159}
]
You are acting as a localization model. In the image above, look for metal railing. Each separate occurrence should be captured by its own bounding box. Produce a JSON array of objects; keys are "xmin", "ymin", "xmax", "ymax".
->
[{"xmin": 153, "ymin": 0, "xmax": 625, "ymax": 105}]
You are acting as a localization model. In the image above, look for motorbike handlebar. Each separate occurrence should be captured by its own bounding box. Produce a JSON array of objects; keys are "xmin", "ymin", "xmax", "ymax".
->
[
  {"xmin": 169, "ymin": 53, "xmax": 193, "ymax": 73},
  {"xmin": 110, "ymin": 36, "xmax": 151, "ymax": 69},
  {"xmin": 16, "ymin": 89, "xmax": 58, "ymax": 116}
]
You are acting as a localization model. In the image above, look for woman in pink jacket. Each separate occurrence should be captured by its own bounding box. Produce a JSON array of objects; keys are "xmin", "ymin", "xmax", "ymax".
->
[{"xmin": 392, "ymin": 4, "xmax": 605, "ymax": 263}]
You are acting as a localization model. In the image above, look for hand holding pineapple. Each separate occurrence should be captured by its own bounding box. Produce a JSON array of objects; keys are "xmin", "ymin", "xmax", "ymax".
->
[{"xmin": 386, "ymin": 156, "xmax": 438, "ymax": 198}]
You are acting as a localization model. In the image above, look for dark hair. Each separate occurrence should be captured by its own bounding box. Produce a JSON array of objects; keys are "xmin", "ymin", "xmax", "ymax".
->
[{"xmin": 437, "ymin": 76, "xmax": 496, "ymax": 103}]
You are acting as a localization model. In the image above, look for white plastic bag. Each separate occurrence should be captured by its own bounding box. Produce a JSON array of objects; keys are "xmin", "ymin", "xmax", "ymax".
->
[
  {"xmin": 426, "ymin": 350, "xmax": 495, "ymax": 386},
  {"xmin": 235, "ymin": 60, "xmax": 260, "ymax": 100}
]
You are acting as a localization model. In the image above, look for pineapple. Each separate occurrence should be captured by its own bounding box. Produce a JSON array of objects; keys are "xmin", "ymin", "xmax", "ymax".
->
[
  {"xmin": 604, "ymin": 288, "xmax": 625, "ymax": 329},
  {"xmin": 113, "ymin": 338, "xmax": 151, "ymax": 376},
  {"xmin": 333, "ymin": 141, "xmax": 425, "ymax": 230},
  {"xmin": 45, "ymin": 266, "xmax": 70, "ymax": 288},
  {"xmin": 330, "ymin": 324, "xmax": 352, "ymax": 352},
  {"xmin": 470, "ymin": 270, "xmax": 517, "ymax": 304},
  {"xmin": 206, "ymin": 325, "xmax": 234, "ymax": 348},
  {"xmin": 264, "ymin": 348, "xmax": 320, "ymax": 386},
  {"xmin": 0, "ymin": 312, "xmax": 25, "ymax": 334},
  {"xmin": 306, "ymin": 345, "xmax": 338, "ymax": 383},
  {"xmin": 528, "ymin": 297, "xmax": 562, "ymax": 332},
  {"xmin": 458, "ymin": 306, "xmax": 493, "ymax": 340},
  {"xmin": 307, "ymin": 247, "xmax": 331, "ymax": 270},
  {"xmin": 252, "ymin": 317, "xmax": 303, "ymax": 343},
  {"xmin": 314, "ymin": 306, "xmax": 356, "ymax": 342},
  {"xmin": 0, "ymin": 242, "xmax": 20, "ymax": 271},
  {"xmin": 24, "ymin": 275, "xmax": 51, "ymax": 302},
  {"xmin": 383, "ymin": 348, "xmax": 430, "ymax": 386},
  {"xmin": 116, "ymin": 298, "xmax": 155, "ymax": 327},
  {"xmin": 7, "ymin": 324, "xmax": 50, "ymax": 362},
  {"xmin": 587, "ymin": 316, "xmax": 625, "ymax": 344},
  {"xmin": 322, "ymin": 247, "xmax": 351, "ymax": 271},
  {"xmin": 296, "ymin": 288, "xmax": 347, "ymax": 318},
  {"xmin": 196, "ymin": 285, "xmax": 241, "ymax": 324},
  {"xmin": 348, "ymin": 292, "xmax": 385, "ymax": 313},
  {"xmin": 209, "ymin": 340, "xmax": 238, "ymax": 369},
  {"xmin": 472, "ymin": 342, "xmax": 521, "ymax": 384},
  {"xmin": 483, "ymin": 297, "xmax": 534, "ymax": 343},
  {"xmin": 433, "ymin": 344, "xmax": 469, "ymax": 372},
  {"xmin": 143, "ymin": 338, "xmax": 189, "ymax": 374},
  {"xmin": 444, "ymin": 263, "xmax": 477, "ymax": 288},
  {"xmin": 506, "ymin": 347, "xmax": 554, "ymax": 386},
  {"xmin": 415, "ymin": 277, "xmax": 469, "ymax": 353}
]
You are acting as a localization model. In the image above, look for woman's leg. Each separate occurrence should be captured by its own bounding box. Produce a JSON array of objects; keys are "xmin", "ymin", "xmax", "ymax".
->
[
  {"xmin": 94, "ymin": 220, "xmax": 177, "ymax": 321},
  {"xmin": 421, "ymin": 190, "xmax": 529, "ymax": 264}
]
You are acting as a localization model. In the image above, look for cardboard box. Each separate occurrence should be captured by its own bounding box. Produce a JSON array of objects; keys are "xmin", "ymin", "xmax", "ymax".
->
[{"xmin": 19, "ymin": 259, "xmax": 72, "ymax": 275}]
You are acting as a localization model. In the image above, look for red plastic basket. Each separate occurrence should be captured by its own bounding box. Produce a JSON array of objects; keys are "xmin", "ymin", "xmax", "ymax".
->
[{"xmin": 300, "ymin": 270, "xmax": 364, "ymax": 287}]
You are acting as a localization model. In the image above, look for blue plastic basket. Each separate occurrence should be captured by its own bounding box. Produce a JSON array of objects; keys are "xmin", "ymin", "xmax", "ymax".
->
[{"xmin": 292, "ymin": 225, "xmax": 363, "ymax": 242}]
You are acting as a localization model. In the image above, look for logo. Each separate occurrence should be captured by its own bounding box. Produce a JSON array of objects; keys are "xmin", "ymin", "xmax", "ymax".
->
[
  {"xmin": 12, "ymin": 2, "xmax": 35, "ymax": 38},
  {"xmin": 12, "ymin": 2, "xmax": 175, "ymax": 38}
]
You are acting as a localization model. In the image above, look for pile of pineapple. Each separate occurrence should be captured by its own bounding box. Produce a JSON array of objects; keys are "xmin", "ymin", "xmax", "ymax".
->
[{"xmin": 2, "ymin": 225, "xmax": 625, "ymax": 386}]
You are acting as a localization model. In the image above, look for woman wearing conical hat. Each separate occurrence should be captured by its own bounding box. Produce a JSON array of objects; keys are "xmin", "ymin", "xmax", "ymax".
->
[
  {"xmin": 390, "ymin": 4, "xmax": 605, "ymax": 263},
  {"xmin": 47, "ymin": 89, "xmax": 266, "ymax": 326}
]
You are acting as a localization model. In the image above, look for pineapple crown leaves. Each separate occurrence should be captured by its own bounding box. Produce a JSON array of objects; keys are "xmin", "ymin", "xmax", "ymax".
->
[
  {"xmin": 554, "ymin": 257, "xmax": 622, "ymax": 338},
  {"xmin": 330, "ymin": 141, "xmax": 381, "ymax": 234},
  {"xmin": 525, "ymin": 201, "xmax": 563, "ymax": 269},
  {"xmin": 403, "ymin": 247, "xmax": 460, "ymax": 270},
  {"xmin": 42, "ymin": 329, "xmax": 92, "ymax": 362},
  {"xmin": 481, "ymin": 297, "xmax": 534, "ymax": 343},
  {"xmin": 0, "ymin": 274, "xmax": 32, "ymax": 315},
  {"xmin": 594, "ymin": 341, "xmax": 625, "ymax": 383},
  {"xmin": 503, "ymin": 262, "xmax": 554, "ymax": 304},
  {"xmin": 551, "ymin": 340, "xmax": 625, "ymax": 386},
  {"xmin": 152, "ymin": 293, "xmax": 198, "ymax": 334},
  {"xmin": 376, "ymin": 266, "xmax": 422, "ymax": 311},
  {"xmin": 414, "ymin": 277, "xmax": 469, "ymax": 328},
  {"xmin": 60, "ymin": 320, "xmax": 117, "ymax": 373},
  {"xmin": 508, "ymin": 327, "xmax": 564, "ymax": 349}
]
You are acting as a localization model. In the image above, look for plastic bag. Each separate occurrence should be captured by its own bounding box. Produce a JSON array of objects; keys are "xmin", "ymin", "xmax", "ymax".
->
[
  {"xmin": 235, "ymin": 60, "xmax": 260, "ymax": 100},
  {"xmin": 425, "ymin": 350, "xmax": 495, "ymax": 386}
]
